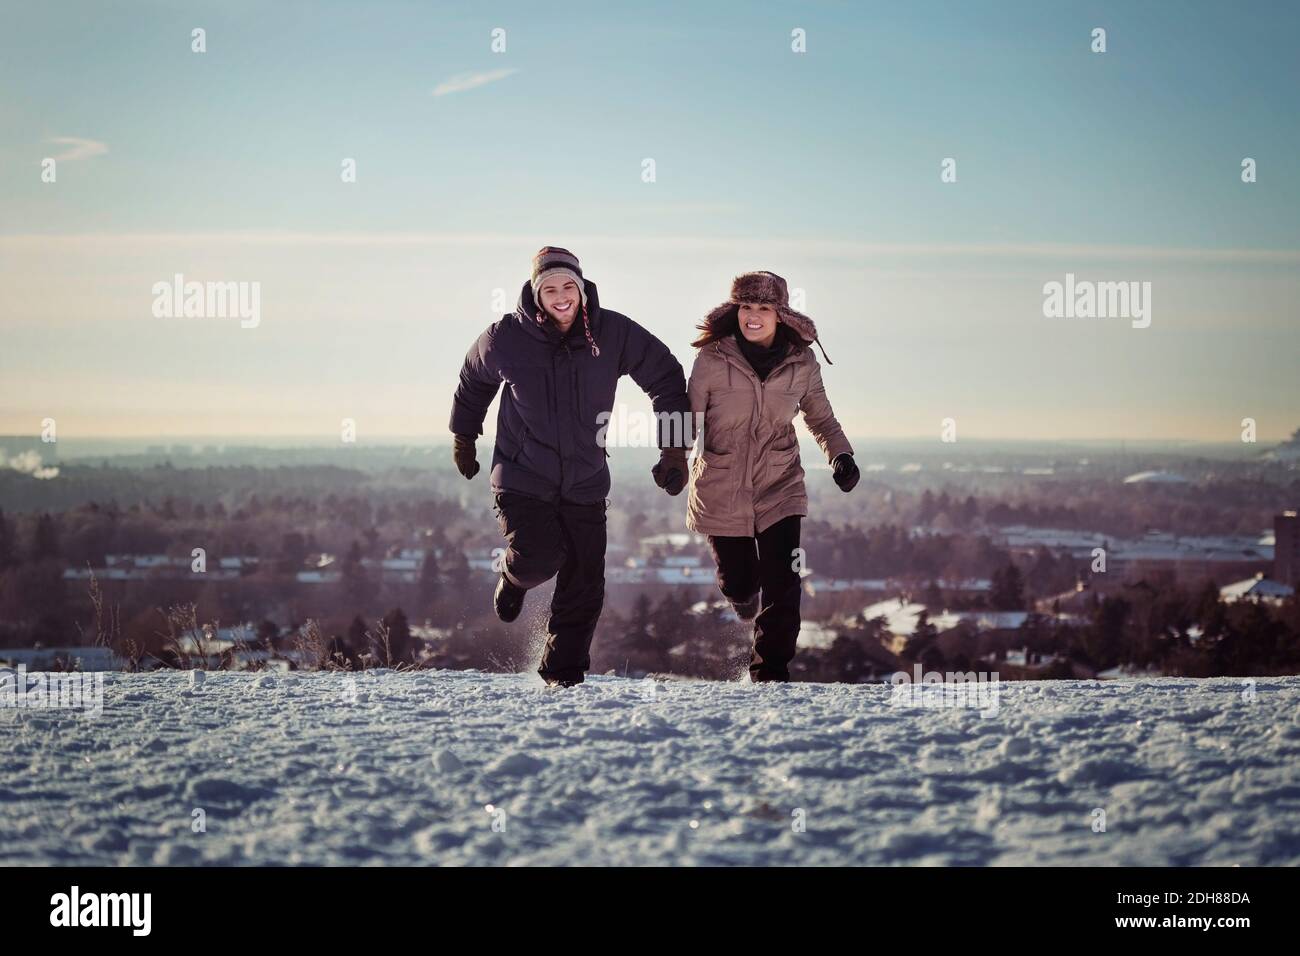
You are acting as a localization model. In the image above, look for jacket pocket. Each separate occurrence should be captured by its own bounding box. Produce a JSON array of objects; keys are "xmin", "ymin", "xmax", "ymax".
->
[
  {"xmin": 768, "ymin": 389, "xmax": 803, "ymax": 425},
  {"xmin": 756, "ymin": 444, "xmax": 799, "ymax": 488},
  {"xmin": 768, "ymin": 442, "xmax": 799, "ymax": 464},
  {"xmin": 693, "ymin": 449, "xmax": 733, "ymax": 501},
  {"xmin": 701, "ymin": 448, "xmax": 733, "ymax": 469},
  {"xmin": 512, "ymin": 425, "xmax": 531, "ymax": 463}
]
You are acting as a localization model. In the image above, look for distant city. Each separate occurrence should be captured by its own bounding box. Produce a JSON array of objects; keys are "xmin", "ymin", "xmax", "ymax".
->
[{"xmin": 1, "ymin": 430, "xmax": 1297, "ymax": 681}]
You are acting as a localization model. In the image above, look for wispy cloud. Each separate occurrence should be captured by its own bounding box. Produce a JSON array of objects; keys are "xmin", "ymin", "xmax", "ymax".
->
[
  {"xmin": 3, "ymin": 233, "xmax": 1298, "ymax": 265},
  {"xmin": 431, "ymin": 68, "xmax": 518, "ymax": 97},
  {"xmin": 45, "ymin": 136, "xmax": 108, "ymax": 161}
]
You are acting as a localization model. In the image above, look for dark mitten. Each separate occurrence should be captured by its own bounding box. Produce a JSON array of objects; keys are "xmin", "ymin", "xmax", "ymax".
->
[
  {"xmin": 452, "ymin": 434, "xmax": 480, "ymax": 480},
  {"xmin": 651, "ymin": 447, "xmax": 689, "ymax": 496},
  {"xmin": 832, "ymin": 453, "xmax": 859, "ymax": 493}
]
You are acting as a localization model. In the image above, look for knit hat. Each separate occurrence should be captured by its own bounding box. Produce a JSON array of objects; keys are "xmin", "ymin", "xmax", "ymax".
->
[
  {"xmin": 703, "ymin": 270, "xmax": 832, "ymax": 363},
  {"xmin": 530, "ymin": 246, "xmax": 599, "ymax": 357}
]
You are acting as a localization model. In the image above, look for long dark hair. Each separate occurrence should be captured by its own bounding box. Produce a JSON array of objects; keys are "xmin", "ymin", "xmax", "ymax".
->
[{"xmin": 691, "ymin": 304, "xmax": 808, "ymax": 351}]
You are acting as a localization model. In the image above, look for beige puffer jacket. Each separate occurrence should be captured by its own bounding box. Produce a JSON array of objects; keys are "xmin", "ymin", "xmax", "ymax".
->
[{"xmin": 686, "ymin": 335, "xmax": 853, "ymax": 537}]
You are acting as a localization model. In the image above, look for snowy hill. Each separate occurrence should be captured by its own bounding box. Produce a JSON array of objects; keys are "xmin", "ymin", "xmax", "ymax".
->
[{"xmin": 3, "ymin": 670, "xmax": 1299, "ymax": 866}]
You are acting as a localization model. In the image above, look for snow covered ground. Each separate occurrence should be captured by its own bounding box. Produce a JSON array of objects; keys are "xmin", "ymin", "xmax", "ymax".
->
[{"xmin": 2, "ymin": 669, "xmax": 1299, "ymax": 866}]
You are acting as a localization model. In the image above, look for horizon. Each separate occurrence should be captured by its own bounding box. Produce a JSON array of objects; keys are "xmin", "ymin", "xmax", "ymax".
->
[{"xmin": 2, "ymin": 431, "xmax": 1295, "ymax": 449}]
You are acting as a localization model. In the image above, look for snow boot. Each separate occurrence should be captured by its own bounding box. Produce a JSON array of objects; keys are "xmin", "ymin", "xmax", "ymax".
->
[
  {"xmin": 731, "ymin": 592, "xmax": 761, "ymax": 622},
  {"xmin": 544, "ymin": 675, "xmax": 583, "ymax": 688},
  {"xmin": 493, "ymin": 572, "xmax": 527, "ymax": 623}
]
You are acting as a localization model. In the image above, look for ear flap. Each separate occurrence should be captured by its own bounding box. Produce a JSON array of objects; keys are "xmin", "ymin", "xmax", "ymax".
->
[
  {"xmin": 702, "ymin": 301, "xmax": 738, "ymax": 332},
  {"xmin": 777, "ymin": 308, "xmax": 818, "ymax": 343}
]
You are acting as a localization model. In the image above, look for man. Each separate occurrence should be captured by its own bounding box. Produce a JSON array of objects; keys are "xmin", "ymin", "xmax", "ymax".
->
[{"xmin": 449, "ymin": 246, "xmax": 691, "ymax": 687}]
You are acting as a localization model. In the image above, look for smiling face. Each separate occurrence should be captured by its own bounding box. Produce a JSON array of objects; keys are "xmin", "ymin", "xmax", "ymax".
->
[
  {"xmin": 737, "ymin": 301, "xmax": 779, "ymax": 348},
  {"xmin": 538, "ymin": 275, "xmax": 581, "ymax": 332}
]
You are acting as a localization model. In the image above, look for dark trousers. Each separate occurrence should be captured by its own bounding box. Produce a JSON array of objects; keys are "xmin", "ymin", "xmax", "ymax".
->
[
  {"xmin": 706, "ymin": 514, "xmax": 803, "ymax": 681},
  {"xmin": 493, "ymin": 491, "xmax": 607, "ymax": 684}
]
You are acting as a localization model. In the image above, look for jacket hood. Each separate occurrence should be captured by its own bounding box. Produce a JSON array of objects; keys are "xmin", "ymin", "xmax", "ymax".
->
[{"xmin": 515, "ymin": 278, "xmax": 602, "ymax": 348}]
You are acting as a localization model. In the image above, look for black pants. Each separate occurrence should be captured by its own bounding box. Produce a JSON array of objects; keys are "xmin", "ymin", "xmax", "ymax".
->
[
  {"xmin": 493, "ymin": 491, "xmax": 607, "ymax": 684},
  {"xmin": 706, "ymin": 514, "xmax": 803, "ymax": 681}
]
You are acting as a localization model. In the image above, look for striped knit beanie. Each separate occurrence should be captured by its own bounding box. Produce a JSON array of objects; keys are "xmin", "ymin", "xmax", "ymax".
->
[{"xmin": 530, "ymin": 246, "xmax": 600, "ymax": 357}]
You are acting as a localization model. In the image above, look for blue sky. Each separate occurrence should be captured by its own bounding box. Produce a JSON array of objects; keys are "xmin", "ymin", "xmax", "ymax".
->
[{"xmin": 2, "ymin": 0, "xmax": 1297, "ymax": 442}]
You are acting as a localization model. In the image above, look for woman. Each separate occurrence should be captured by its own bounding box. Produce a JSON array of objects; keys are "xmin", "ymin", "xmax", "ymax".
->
[{"xmin": 686, "ymin": 271, "xmax": 860, "ymax": 683}]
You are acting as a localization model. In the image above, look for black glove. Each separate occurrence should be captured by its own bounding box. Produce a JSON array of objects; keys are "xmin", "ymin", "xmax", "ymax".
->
[
  {"xmin": 832, "ymin": 453, "xmax": 859, "ymax": 493},
  {"xmin": 452, "ymin": 434, "xmax": 480, "ymax": 480},
  {"xmin": 651, "ymin": 447, "xmax": 689, "ymax": 496}
]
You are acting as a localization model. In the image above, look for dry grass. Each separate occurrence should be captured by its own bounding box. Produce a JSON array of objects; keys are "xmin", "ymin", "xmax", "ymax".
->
[
  {"xmin": 82, "ymin": 571, "xmax": 417, "ymax": 674},
  {"xmin": 82, "ymin": 566, "xmax": 138, "ymax": 671}
]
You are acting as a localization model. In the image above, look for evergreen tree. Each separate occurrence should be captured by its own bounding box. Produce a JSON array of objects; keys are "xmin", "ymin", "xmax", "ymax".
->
[
  {"xmin": 417, "ymin": 549, "xmax": 442, "ymax": 611},
  {"xmin": 0, "ymin": 509, "xmax": 14, "ymax": 569},
  {"xmin": 33, "ymin": 513, "xmax": 59, "ymax": 561},
  {"xmin": 990, "ymin": 563, "xmax": 1026, "ymax": 610}
]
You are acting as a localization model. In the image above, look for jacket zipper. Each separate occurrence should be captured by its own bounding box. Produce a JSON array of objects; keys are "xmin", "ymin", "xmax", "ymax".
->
[
  {"xmin": 705, "ymin": 341, "xmax": 806, "ymax": 536},
  {"xmin": 554, "ymin": 347, "xmax": 565, "ymax": 499},
  {"xmin": 715, "ymin": 342, "xmax": 803, "ymax": 500}
]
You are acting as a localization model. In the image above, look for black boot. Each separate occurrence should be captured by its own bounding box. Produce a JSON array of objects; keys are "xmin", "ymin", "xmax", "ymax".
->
[
  {"xmin": 731, "ymin": 592, "xmax": 761, "ymax": 622},
  {"xmin": 493, "ymin": 572, "xmax": 527, "ymax": 623},
  {"xmin": 543, "ymin": 672, "xmax": 583, "ymax": 688}
]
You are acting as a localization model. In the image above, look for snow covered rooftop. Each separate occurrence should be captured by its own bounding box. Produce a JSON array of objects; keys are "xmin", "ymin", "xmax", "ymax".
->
[
  {"xmin": 1219, "ymin": 575, "xmax": 1295, "ymax": 603},
  {"xmin": 1122, "ymin": 470, "xmax": 1191, "ymax": 484},
  {"xmin": 862, "ymin": 599, "xmax": 929, "ymax": 636},
  {"xmin": 862, "ymin": 599, "xmax": 1035, "ymax": 636},
  {"xmin": 639, "ymin": 533, "xmax": 693, "ymax": 549},
  {"xmin": 931, "ymin": 610, "xmax": 1031, "ymax": 631},
  {"xmin": 995, "ymin": 525, "xmax": 1272, "ymax": 563}
]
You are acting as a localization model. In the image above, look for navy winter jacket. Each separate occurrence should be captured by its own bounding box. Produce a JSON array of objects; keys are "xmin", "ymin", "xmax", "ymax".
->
[{"xmin": 449, "ymin": 279, "xmax": 691, "ymax": 503}]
